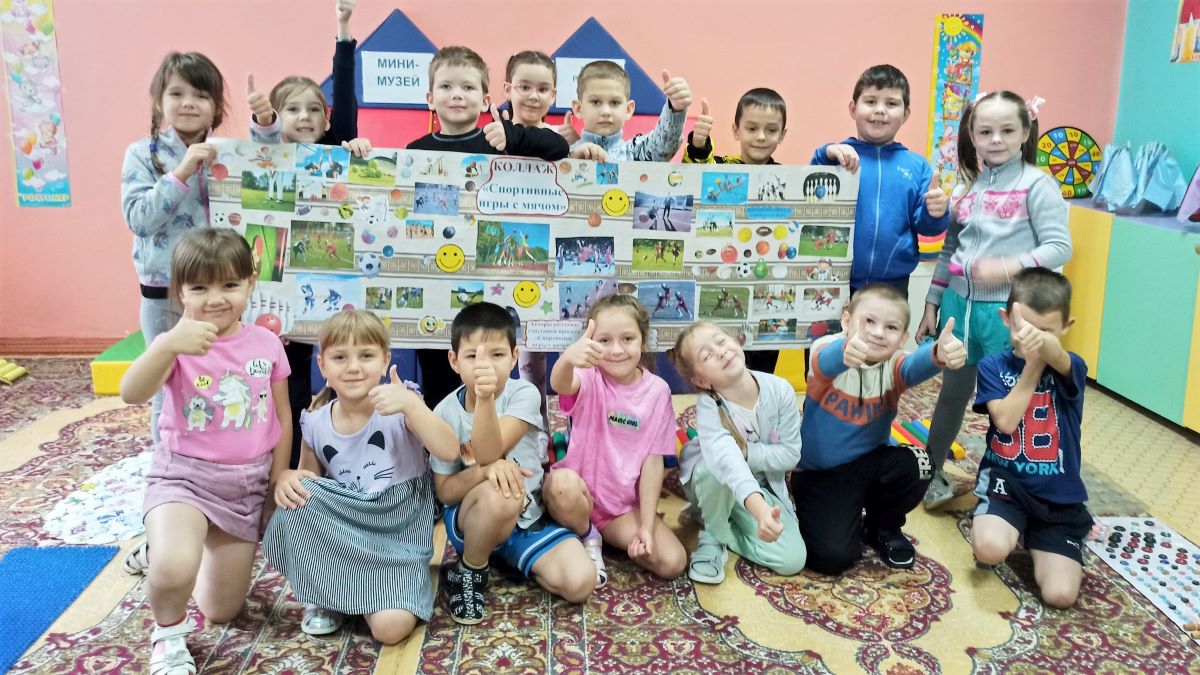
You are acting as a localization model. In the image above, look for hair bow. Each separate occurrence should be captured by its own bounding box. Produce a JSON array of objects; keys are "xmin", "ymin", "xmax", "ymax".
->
[{"xmin": 1025, "ymin": 95, "xmax": 1046, "ymax": 120}]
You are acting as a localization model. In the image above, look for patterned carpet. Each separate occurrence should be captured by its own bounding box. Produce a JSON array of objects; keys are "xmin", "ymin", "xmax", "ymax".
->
[{"xmin": 3, "ymin": 359, "xmax": 1200, "ymax": 673}]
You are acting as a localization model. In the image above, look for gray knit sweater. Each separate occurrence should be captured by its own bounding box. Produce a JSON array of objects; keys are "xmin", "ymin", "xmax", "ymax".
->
[{"xmin": 927, "ymin": 155, "xmax": 1071, "ymax": 305}]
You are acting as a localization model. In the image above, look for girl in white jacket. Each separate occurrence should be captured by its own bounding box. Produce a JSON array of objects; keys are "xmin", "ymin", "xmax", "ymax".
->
[{"xmin": 669, "ymin": 322, "xmax": 806, "ymax": 583}]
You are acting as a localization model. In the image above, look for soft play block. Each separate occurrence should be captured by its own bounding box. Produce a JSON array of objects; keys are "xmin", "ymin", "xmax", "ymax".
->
[
  {"xmin": 91, "ymin": 331, "xmax": 146, "ymax": 396},
  {"xmin": 775, "ymin": 349, "xmax": 807, "ymax": 394}
]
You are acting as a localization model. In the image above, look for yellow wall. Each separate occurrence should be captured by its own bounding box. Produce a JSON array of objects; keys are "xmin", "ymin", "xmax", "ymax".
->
[
  {"xmin": 1183, "ymin": 262, "xmax": 1200, "ymax": 432},
  {"xmin": 1061, "ymin": 206, "xmax": 1113, "ymax": 372}
]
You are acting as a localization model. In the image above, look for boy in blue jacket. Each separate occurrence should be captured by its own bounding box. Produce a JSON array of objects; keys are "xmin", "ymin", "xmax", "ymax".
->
[{"xmin": 812, "ymin": 65, "xmax": 949, "ymax": 295}]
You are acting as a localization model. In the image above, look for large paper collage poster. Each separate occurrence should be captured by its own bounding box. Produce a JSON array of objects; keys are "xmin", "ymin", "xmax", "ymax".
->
[{"xmin": 206, "ymin": 139, "xmax": 856, "ymax": 351}]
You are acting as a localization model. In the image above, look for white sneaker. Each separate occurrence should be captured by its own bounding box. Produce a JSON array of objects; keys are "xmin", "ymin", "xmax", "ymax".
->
[
  {"xmin": 301, "ymin": 604, "xmax": 345, "ymax": 635},
  {"xmin": 923, "ymin": 474, "xmax": 954, "ymax": 510},
  {"xmin": 583, "ymin": 533, "xmax": 608, "ymax": 588}
]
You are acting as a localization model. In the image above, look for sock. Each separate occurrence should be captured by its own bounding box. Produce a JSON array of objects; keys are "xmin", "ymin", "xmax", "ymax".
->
[
  {"xmin": 462, "ymin": 557, "xmax": 488, "ymax": 571},
  {"xmin": 586, "ymin": 525, "xmax": 600, "ymax": 540},
  {"xmin": 157, "ymin": 614, "xmax": 187, "ymax": 629}
]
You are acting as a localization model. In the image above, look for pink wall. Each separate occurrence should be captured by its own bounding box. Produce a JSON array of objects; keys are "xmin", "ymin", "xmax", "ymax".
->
[{"xmin": 0, "ymin": 0, "xmax": 1127, "ymax": 346}]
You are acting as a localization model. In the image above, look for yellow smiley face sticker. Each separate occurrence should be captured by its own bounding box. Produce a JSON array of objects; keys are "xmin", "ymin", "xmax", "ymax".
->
[
  {"xmin": 601, "ymin": 189, "xmax": 630, "ymax": 217},
  {"xmin": 435, "ymin": 244, "xmax": 465, "ymax": 273},
  {"xmin": 513, "ymin": 280, "xmax": 541, "ymax": 308}
]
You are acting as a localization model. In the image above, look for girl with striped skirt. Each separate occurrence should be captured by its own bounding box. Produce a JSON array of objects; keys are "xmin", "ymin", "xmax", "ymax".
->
[{"xmin": 263, "ymin": 310, "xmax": 458, "ymax": 644}]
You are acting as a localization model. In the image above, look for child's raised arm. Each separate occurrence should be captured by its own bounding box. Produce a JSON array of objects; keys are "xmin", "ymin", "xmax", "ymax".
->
[
  {"xmin": 329, "ymin": 0, "xmax": 359, "ymax": 144},
  {"xmin": 369, "ymin": 365, "xmax": 459, "ymax": 462},
  {"xmin": 627, "ymin": 70, "xmax": 690, "ymax": 162},
  {"xmin": 682, "ymin": 99, "xmax": 715, "ymax": 164},
  {"xmin": 120, "ymin": 314, "xmax": 217, "ymax": 404}
]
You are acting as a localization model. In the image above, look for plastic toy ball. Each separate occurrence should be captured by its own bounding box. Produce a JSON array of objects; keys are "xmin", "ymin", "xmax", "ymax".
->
[
  {"xmin": 254, "ymin": 313, "xmax": 282, "ymax": 335},
  {"xmin": 383, "ymin": 245, "xmax": 395, "ymax": 257},
  {"xmin": 443, "ymin": 226, "xmax": 456, "ymax": 238}
]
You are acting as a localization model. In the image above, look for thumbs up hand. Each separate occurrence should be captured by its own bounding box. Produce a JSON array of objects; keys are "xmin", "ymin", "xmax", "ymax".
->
[
  {"xmin": 473, "ymin": 344, "xmax": 499, "ymax": 401},
  {"xmin": 246, "ymin": 73, "xmax": 275, "ymax": 126},
  {"xmin": 691, "ymin": 98, "xmax": 713, "ymax": 148},
  {"xmin": 564, "ymin": 319, "xmax": 603, "ymax": 369},
  {"xmin": 934, "ymin": 317, "xmax": 966, "ymax": 369},
  {"xmin": 842, "ymin": 316, "xmax": 870, "ymax": 369},
  {"xmin": 557, "ymin": 110, "xmax": 580, "ymax": 145},
  {"xmin": 369, "ymin": 364, "xmax": 423, "ymax": 415},
  {"xmin": 1009, "ymin": 302, "xmax": 1045, "ymax": 361},
  {"xmin": 924, "ymin": 170, "xmax": 949, "ymax": 218},
  {"xmin": 483, "ymin": 104, "xmax": 512, "ymax": 152},
  {"xmin": 660, "ymin": 69, "xmax": 692, "ymax": 111}
]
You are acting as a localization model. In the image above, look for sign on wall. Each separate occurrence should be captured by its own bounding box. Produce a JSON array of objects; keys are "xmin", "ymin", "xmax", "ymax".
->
[
  {"xmin": 206, "ymin": 139, "xmax": 856, "ymax": 351},
  {"xmin": 1, "ymin": 0, "xmax": 71, "ymax": 207}
]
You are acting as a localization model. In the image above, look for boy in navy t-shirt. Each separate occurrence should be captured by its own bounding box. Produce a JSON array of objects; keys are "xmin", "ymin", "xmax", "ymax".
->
[{"xmin": 970, "ymin": 268, "xmax": 1091, "ymax": 609}]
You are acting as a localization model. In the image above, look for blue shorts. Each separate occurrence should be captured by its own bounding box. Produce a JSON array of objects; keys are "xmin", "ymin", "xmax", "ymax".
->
[
  {"xmin": 973, "ymin": 466, "xmax": 1093, "ymax": 564},
  {"xmin": 444, "ymin": 503, "xmax": 578, "ymax": 577},
  {"xmin": 939, "ymin": 288, "xmax": 1011, "ymax": 365}
]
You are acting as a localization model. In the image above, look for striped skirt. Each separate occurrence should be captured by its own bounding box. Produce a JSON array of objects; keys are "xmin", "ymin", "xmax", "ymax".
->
[{"xmin": 262, "ymin": 472, "xmax": 436, "ymax": 619}]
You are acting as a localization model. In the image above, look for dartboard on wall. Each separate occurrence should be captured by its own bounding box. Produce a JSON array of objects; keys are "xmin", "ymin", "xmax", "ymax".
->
[{"xmin": 1036, "ymin": 126, "xmax": 1102, "ymax": 199}]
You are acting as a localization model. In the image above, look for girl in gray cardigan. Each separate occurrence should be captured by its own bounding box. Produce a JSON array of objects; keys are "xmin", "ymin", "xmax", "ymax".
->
[
  {"xmin": 669, "ymin": 322, "xmax": 806, "ymax": 583},
  {"xmin": 915, "ymin": 91, "xmax": 1071, "ymax": 508}
]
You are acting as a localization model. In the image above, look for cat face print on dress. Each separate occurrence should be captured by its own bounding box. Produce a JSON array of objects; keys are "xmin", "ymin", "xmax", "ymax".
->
[{"xmin": 322, "ymin": 429, "xmax": 394, "ymax": 493}]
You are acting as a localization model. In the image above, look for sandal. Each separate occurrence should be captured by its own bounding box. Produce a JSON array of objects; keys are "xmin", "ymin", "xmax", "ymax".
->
[
  {"xmin": 583, "ymin": 533, "xmax": 608, "ymax": 589},
  {"xmin": 688, "ymin": 530, "xmax": 728, "ymax": 584},
  {"xmin": 124, "ymin": 540, "xmax": 150, "ymax": 575},
  {"xmin": 150, "ymin": 617, "xmax": 196, "ymax": 675},
  {"xmin": 301, "ymin": 604, "xmax": 345, "ymax": 636}
]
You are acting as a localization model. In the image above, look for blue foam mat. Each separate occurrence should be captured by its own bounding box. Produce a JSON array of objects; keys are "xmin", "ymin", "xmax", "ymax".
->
[{"xmin": 0, "ymin": 545, "xmax": 118, "ymax": 672}]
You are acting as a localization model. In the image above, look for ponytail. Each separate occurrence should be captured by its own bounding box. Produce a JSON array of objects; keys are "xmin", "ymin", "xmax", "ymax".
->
[{"xmin": 309, "ymin": 385, "xmax": 335, "ymax": 412}]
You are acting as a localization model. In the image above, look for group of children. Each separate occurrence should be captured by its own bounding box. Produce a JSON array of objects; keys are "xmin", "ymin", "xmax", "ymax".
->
[{"xmin": 118, "ymin": 4, "xmax": 1087, "ymax": 670}]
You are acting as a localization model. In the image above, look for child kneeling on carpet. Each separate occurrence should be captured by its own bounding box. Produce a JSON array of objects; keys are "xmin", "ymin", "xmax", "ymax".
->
[
  {"xmin": 667, "ymin": 321, "xmax": 806, "ymax": 583},
  {"xmin": 432, "ymin": 303, "xmax": 596, "ymax": 625},
  {"xmin": 262, "ymin": 310, "xmax": 458, "ymax": 643},
  {"xmin": 970, "ymin": 268, "xmax": 1091, "ymax": 609},
  {"xmin": 545, "ymin": 293, "xmax": 688, "ymax": 583},
  {"xmin": 120, "ymin": 229, "xmax": 292, "ymax": 674},
  {"xmin": 792, "ymin": 284, "xmax": 966, "ymax": 574}
]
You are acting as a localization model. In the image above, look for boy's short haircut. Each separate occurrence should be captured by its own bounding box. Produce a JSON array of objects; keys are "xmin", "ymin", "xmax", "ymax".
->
[
  {"xmin": 450, "ymin": 302, "xmax": 518, "ymax": 351},
  {"xmin": 845, "ymin": 283, "xmax": 911, "ymax": 326},
  {"xmin": 852, "ymin": 64, "xmax": 910, "ymax": 108},
  {"xmin": 1007, "ymin": 267, "xmax": 1072, "ymax": 320},
  {"xmin": 506, "ymin": 50, "xmax": 555, "ymax": 84},
  {"xmin": 429, "ymin": 45, "xmax": 489, "ymax": 92},
  {"xmin": 576, "ymin": 60, "xmax": 629, "ymax": 99},
  {"xmin": 735, "ymin": 87, "xmax": 787, "ymax": 128}
]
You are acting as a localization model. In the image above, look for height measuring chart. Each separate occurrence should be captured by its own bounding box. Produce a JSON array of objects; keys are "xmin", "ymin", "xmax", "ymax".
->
[{"xmin": 206, "ymin": 139, "xmax": 856, "ymax": 351}]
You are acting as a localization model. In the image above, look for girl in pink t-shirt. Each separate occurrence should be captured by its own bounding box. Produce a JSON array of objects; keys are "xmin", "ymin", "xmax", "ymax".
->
[
  {"xmin": 546, "ymin": 294, "xmax": 686, "ymax": 583},
  {"xmin": 120, "ymin": 229, "xmax": 291, "ymax": 675}
]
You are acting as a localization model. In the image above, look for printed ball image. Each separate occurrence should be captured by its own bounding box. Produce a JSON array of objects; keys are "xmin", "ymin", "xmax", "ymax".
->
[
  {"xmin": 357, "ymin": 252, "xmax": 382, "ymax": 278},
  {"xmin": 774, "ymin": 225, "xmax": 788, "ymax": 240},
  {"xmin": 329, "ymin": 183, "xmax": 349, "ymax": 201},
  {"xmin": 382, "ymin": 245, "xmax": 395, "ymax": 257},
  {"xmin": 787, "ymin": 246, "xmax": 798, "ymax": 259},
  {"xmin": 387, "ymin": 226, "xmax": 399, "ymax": 238},
  {"xmin": 777, "ymin": 244, "xmax": 789, "ymax": 259},
  {"xmin": 737, "ymin": 227, "xmax": 752, "ymax": 243},
  {"xmin": 755, "ymin": 240, "xmax": 770, "ymax": 255},
  {"xmin": 588, "ymin": 213, "xmax": 602, "ymax": 227},
  {"xmin": 720, "ymin": 245, "xmax": 738, "ymax": 263},
  {"xmin": 443, "ymin": 226, "xmax": 456, "ymax": 239},
  {"xmin": 391, "ymin": 189, "xmax": 403, "ymax": 201},
  {"xmin": 737, "ymin": 262, "xmax": 754, "ymax": 278},
  {"xmin": 754, "ymin": 260, "xmax": 769, "ymax": 279},
  {"xmin": 254, "ymin": 313, "xmax": 282, "ymax": 335},
  {"xmin": 362, "ymin": 231, "xmax": 377, "ymax": 245},
  {"xmin": 210, "ymin": 163, "xmax": 229, "ymax": 180},
  {"xmin": 228, "ymin": 212, "xmax": 242, "ymax": 226},
  {"xmin": 638, "ymin": 213, "xmax": 650, "ymax": 223}
]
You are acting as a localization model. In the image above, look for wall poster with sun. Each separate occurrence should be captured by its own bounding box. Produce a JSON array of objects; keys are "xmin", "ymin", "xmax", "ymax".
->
[{"xmin": 206, "ymin": 138, "xmax": 856, "ymax": 350}]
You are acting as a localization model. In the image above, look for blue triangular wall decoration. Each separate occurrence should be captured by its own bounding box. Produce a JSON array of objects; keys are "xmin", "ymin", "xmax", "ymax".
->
[
  {"xmin": 321, "ymin": 9, "xmax": 438, "ymax": 110},
  {"xmin": 549, "ymin": 17, "xmax": 666, "ymax": 115}
]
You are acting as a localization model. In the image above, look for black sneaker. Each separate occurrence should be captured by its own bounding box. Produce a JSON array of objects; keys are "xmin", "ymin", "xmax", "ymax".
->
[
  {"xmin": 865, "ymin": 526, "xmax": 916, "ymax": 569},
  {"xmin": 445, "ymin": 560, "xmax": 488, "ymax": 625}
]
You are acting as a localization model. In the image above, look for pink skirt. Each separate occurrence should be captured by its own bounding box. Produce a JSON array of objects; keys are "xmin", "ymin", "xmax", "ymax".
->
[{"xmin": 143, "ymin": 449, "xmax": 273, "ymax": 542}]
